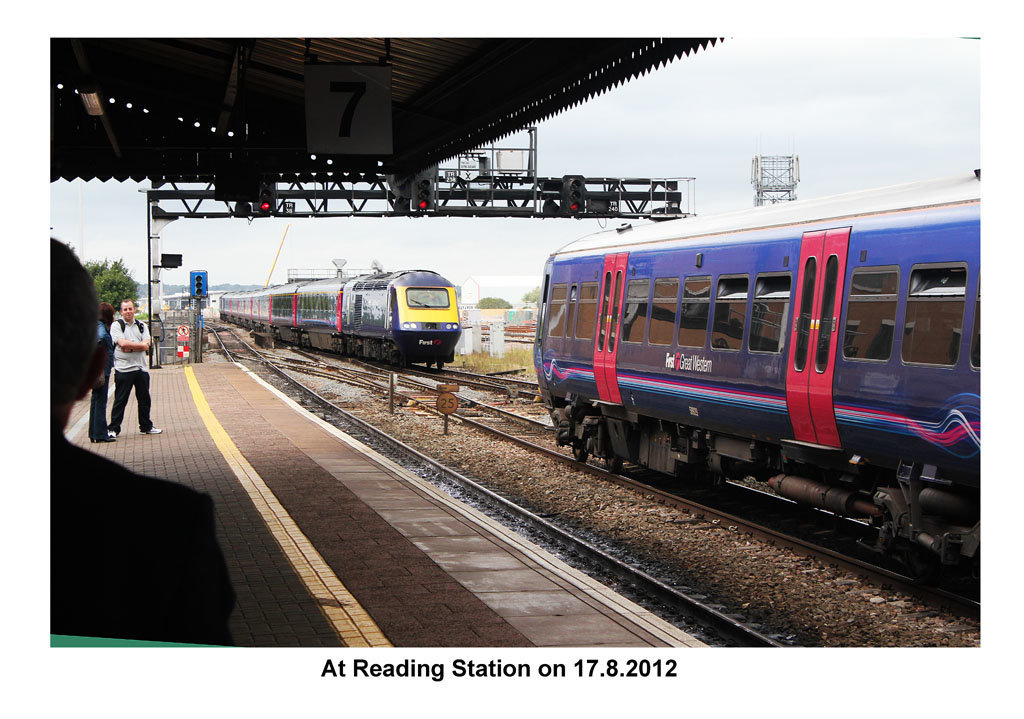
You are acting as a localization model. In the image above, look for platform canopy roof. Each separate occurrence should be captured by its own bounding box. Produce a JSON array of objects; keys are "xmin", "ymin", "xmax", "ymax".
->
[{"xmin": 50, "ymin": 38, "xmax": 719, "ymax": 187}]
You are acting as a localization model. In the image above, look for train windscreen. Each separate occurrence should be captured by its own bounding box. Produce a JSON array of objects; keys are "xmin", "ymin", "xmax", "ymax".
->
[{"xmin": 406, "ymin": 288, "xmax": 450, "ymax": 308}]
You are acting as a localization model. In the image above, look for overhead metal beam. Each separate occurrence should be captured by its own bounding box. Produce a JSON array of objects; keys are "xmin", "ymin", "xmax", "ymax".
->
[{"xmin": 147, "ymin": 175, "xmax": 695, "ymax": 221}]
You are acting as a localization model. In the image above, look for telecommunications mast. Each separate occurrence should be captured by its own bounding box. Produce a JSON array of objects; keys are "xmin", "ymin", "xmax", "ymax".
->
[{"xmin": 751, "ymin": 155, "xmax": 800, "ymax": 206}]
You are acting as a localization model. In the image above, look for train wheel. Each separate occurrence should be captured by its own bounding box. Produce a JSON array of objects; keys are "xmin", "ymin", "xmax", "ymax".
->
[
  {"xmin": 436, "ymin": 360, "xmax": 444, "ymax": 370},
  {"xmin": 572, "ymin": 443, "xmax": 589, "ymax": 463},
  {"xmin": 604, "ymin": 455, "xmax": 624, "ymax": 473},
  {"xmin": 897, "ymin": 544, "xmax": 941, "ymax": 583}
]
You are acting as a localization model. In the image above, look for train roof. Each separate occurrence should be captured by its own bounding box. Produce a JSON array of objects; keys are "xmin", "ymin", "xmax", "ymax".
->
[
  {"xmin": 220, "ymin": 283, "xmax": 303, "ymax": 299},
  {"xmin": 345, "ymin": 270, "xmax": 451, "ymax": 290},
  {"xmin": 294, "ymin": 277, "xmax": 345, "ymax": 293},
  {"xmin": 553, "ymin": 171, "xmax": 981, "ymax": 258},
  {"xmin": 267, "ymin": 282, "xmax": 309, "ymax": 294}
]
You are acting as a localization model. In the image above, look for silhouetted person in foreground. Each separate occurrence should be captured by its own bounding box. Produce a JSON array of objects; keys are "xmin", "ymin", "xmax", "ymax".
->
[{"xmin": 50, "ymin": 239, "xmax": 235, "ymax": 645}]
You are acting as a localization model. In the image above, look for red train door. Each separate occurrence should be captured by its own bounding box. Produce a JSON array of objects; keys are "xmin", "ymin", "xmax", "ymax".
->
[
  {"xmin": 593, "ymin": 252, "xmax": 629, "ymax": 404},
  {"xmin": 785, "ymin": 228, "xmax": 850, "ymax": 446}
]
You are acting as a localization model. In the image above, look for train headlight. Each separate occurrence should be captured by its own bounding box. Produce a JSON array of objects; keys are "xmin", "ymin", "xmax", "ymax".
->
[{"xmin": 402, "ymin": 323, "xmax": 410, "ymax": 329}]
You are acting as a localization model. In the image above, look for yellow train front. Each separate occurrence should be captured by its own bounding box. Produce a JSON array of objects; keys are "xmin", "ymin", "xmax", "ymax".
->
[{"xmin": 341, "ymin": 270, "xmax": 462, "ymax": 369}]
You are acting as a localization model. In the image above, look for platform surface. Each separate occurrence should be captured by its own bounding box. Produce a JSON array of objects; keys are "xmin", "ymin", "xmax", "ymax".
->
[{"xmin": 63, "ymin": 360, "xmax": 704, "ymax": 648}]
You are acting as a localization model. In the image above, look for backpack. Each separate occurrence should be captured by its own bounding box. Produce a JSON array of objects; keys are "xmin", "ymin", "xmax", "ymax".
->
[{"xmin": 117, "ymin": 319, "xmax": 145, "ymax": 334}]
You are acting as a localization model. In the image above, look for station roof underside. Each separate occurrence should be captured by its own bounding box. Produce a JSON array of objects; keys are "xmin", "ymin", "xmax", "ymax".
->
[{"xmin": 51, "ymin": 37, "xmax": 719, "ymax": 185}]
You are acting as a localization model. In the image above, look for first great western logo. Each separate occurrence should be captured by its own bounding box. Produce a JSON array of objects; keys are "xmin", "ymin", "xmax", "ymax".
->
[{"xmin": 665, "ymin": 352, "xmax": 713, "ymax": 374}]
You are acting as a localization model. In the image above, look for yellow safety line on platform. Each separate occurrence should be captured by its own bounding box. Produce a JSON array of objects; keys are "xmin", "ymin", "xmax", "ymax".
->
[{"xmin": 183, "ymin": 366, "xmax": 391, "ymax": 648}]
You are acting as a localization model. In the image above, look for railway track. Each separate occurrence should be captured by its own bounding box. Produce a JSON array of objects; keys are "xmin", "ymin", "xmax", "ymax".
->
[{"xmin": 209, "ymin": 324, "xmax": 979, "ymax": 634}]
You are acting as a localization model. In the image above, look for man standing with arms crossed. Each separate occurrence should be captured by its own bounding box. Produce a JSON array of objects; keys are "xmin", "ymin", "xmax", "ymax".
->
[{"xmin": 108, "ymin": 298, "xmax": 163, "ymax": 436}]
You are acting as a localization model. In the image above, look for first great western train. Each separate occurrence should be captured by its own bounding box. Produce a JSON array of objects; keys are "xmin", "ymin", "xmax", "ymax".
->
[
  {"xmin": 219, "ymin": 269, "xmax": 461, "ymax": 368},
  {"xmin": 534, "ymin": 172, "xmax": 980, "ymax": 575}
]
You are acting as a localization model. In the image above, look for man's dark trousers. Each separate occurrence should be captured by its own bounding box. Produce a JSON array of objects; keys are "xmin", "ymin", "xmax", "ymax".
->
[{"xmin": 108, "ymin": 369, "xmax": 153, "ymax": 434}]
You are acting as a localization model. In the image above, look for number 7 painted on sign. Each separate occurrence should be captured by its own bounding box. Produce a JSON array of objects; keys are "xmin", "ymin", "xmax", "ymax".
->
[
  {"xmin": 305, "ymin": 64, "xmax": 393, "ymax": 154},
  {"xmin": 329, "ymin": 81, "xmax": 366, "ymax": 138}
]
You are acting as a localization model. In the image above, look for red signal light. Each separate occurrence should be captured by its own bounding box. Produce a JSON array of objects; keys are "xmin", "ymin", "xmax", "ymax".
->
[
  {"xmin": 418, "ymin": 199, "xmax": 428, "ymax": 210},
  {"xmin": 259, "ymin": 201, "xmax": 271, "ymax": 212}
]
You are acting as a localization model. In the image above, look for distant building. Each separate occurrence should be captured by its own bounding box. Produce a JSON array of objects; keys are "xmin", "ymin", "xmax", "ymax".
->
[
  {"xmin": 459, "ymin": 275, "xmax": 539, "ymax": 305},
  {"xmin": 162, "ymin": 290, "xmax": 225, "ymax": 314}
]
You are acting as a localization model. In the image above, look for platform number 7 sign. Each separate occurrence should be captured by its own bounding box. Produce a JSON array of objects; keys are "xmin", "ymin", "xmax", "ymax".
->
[{"xmin": 304, "ymin": 64, "xmax": 393, "ymax": 155}]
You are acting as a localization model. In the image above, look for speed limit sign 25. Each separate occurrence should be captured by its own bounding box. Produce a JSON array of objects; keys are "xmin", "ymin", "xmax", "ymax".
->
[{"xmin": 436, "ymin": 392, "xmax": 459, "ymax": 415}]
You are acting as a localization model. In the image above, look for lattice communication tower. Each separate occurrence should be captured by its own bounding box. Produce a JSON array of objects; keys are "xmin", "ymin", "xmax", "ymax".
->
[{"xmin": 751, "ymin": 155, "xmax": 800, "ymax": 206}]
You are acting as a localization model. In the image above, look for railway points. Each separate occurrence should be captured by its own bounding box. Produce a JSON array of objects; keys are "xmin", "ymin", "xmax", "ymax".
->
[{"xmin": 62, "ymin": 360, "xmax": 704, "ymax": 648}]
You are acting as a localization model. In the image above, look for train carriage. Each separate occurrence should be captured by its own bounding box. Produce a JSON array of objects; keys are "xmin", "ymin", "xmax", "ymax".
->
[
  {"xmin": 294, "ymin": 278, "xmax": 344, "ymax": 351},
  {"xmin": 535, "ymin": 172, "xmax": 980, "ymax": 573},
  {"xmin": 267, "ymin": 282, "xmax": 307, "ymax": 343}
]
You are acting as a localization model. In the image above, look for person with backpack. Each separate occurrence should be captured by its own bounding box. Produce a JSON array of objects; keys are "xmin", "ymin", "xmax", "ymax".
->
[{"xmin": 108, "ymin": 298, "xmax": 163, "ymax": 436}]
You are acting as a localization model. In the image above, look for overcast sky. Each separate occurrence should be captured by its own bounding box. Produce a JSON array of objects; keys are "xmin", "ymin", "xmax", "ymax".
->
[{"xmin": 47, "ymin": 37, "xmax": 980, "ymax": 300}]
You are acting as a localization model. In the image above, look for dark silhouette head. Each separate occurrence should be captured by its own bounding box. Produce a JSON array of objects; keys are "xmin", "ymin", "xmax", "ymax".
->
[{"xmin": 51, "ymin": 239, "xmax": 104, "ymax": 424}]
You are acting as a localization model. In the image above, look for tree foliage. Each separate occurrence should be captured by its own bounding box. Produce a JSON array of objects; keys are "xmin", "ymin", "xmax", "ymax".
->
[
  {"xmin": 84, "ymin": 258, "xmax": 138, "ymax": 309},
  {"xmin": 522, "ymin": 286, "xmax": 541, "ymax": 303},
  {"xmin": 478, "ymin": 296, "xmax": 512, "ymax": 309}
]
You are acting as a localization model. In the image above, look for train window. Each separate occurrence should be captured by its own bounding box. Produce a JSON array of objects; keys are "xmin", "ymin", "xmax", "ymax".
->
[
  {"xmin": 536, "ymin": 273, "xmax": 551, "ymax": 341},
  {"xmin": 711, "ymin": 275, "xmax": 748, "ymax": 351},
  {"xmin": 814, "ymin": 257, "xmax": 840, "ymax": 372},
  {"xmin": 598, "ymin": 272, "xmax": 613, "ymax": 349},
  {"xmin": 794, "ymin": 258, "xmax": 817, "ymax": 372},
  {"xmin": 548, "ymin": 283, "xmax": 568, "ymax": 337},
  {"xmin": 273, "ymin": 295, "xmax": 285, "ymax": 318},
  {"xmin": 406, "ymin": 288, "xmax": 450, "ymax": 308},
  {"xmin": 575, "ymin": 282, "xmax": 600, "ymax": 340},
  {"xmin": 565, "ymin": 284, "xmax": 578, "ymax": 341},
  {"xmin": 621, "ymin": 279, "xmax": 651, "ymax": 343},
  {"xmin": 843, "ymin": 267, "xmax": 899, "ymax": 361},
  {"xmin": 608, "ymin": 271, "xmax": 624, "ymax": 351},
  {"xmin": 970, "ymin": 278, "xmax": 980, "ymax": 369},
  {"xmin": 902, "ymin": 265, "xmax": 967, "ymax": 366},
  {"xmin": 649, "ymin": 278, "xmax": 679, "ymax": 346},
  {"xmin": 678, "ymin": 276, "xmax": 711, "ymax": 348},
  {"xmin": 749, "ymin": 274, "xmax": 791, "ymax": 353}
]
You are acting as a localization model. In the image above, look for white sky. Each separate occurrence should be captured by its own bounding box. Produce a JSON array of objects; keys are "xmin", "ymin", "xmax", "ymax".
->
[{"xmin": 47, "ymin": 37, "xmax": 981, "ymax": 300}]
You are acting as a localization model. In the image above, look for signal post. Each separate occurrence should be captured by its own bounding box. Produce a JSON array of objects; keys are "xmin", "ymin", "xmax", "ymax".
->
[{"xmin": 189, "ymin": 269, "xmax": 208, "ymax": 363}]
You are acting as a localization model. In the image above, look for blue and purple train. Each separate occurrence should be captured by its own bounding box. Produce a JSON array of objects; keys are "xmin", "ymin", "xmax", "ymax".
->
[{"xmin": 535, "ymin": 172, "xmax": 980, "ymax": 573}]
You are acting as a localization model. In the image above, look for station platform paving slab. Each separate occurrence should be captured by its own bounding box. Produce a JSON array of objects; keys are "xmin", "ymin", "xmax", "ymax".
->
[{"xmin": 64, "ymin": 361, "xmax": 704, "ymax": 649}]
